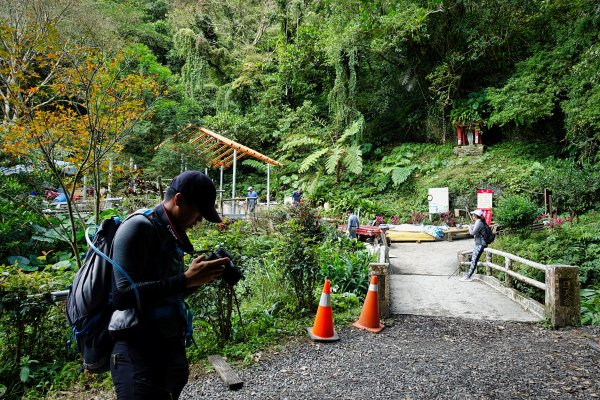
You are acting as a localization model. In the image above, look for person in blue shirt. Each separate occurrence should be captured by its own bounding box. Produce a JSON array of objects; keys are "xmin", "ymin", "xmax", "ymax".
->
[
  {"xmin": 292, "ymin": 187, "xmax": 302, "ymax": 204},
  {"xmin": 347, "ymin": 209, "xmax": 360, "ymax": 239},
  {"xmin": 247, "ymin": 186, "xmax": 258, "ymax": 213}
]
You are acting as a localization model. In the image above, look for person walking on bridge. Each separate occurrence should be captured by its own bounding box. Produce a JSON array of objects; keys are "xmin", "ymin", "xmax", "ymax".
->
[
  {"xmin": 347, "ymin": 209, "xmax": 360, "ymax": 239},
  {"xmin": 461, "ymin": 209, "xmax": 487, "ymax": 282}
]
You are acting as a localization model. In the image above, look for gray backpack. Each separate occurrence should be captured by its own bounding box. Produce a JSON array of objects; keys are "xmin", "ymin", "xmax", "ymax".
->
[{"xmin": 66, "ymin": 211, "xmax": 151, "ymax": 373}]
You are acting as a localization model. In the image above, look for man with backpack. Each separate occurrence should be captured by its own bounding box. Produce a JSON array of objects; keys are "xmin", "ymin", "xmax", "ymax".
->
[
  {"xmin": 109, "ymin": 171, "xmax": 229, "ymax": 399},
  {"xmin": 461, "ymin": 209, "xmax": 494, "ymax": 282}
]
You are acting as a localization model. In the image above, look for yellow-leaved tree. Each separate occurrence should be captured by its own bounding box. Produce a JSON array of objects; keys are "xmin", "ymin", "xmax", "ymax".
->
[{"xmin": 2, "ymin": 40, "xmax": 161, "ymax": 266}]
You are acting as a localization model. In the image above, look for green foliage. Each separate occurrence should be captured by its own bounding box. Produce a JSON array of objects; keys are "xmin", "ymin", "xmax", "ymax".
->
[
  {"xmin": 581, "ymin": 286, "xmax": 600, "ymax": 326},
  {"xmin": 494, "ymin": 195, "xmax": 541, "ymax": 230},
  {"xmin": 562, "ymin": 40, "xmax": 600, "ymax": 163},
  {"xmin": 0, "ymin": 264, "xmax": 76, "ymax": 398},
  {"xmin": 487, "ymin": 49, "xmax": 564, "ymax": 127},
  {"xmin": 317, "ymin": 228, "xmax": 373, "ymax": 297},
  {"xmin": 450, "ymin": 91, "xmax": 487, "ymax": 128},
  {"xmin": 146, "ymin": 141, "xmax": 209, "ymax": 178},
  {"xmin": 272, "ymin": 203, "xmax": 323, "ymax": 311},
  {"xmin": 494, "ymin": 211, "xmax": 600, "ymax": 298},
  {"xmin": 530, "ymin": 160, "xmax": 600, "ymax": 215},
  {"xmin": 0, "ymin": 178, "xmax": 47, "ymax": 264}
]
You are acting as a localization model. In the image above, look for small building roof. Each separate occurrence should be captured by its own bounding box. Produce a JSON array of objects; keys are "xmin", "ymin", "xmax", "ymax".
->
[{"xmin": 178, "ymin": 124, "xmax": 282, "ymax": 169}]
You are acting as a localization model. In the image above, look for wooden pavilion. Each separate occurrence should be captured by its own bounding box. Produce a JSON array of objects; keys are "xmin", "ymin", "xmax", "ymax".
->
[{"xmin": 177, "ymin": 125, "xmax": 282, "ymax": 216}]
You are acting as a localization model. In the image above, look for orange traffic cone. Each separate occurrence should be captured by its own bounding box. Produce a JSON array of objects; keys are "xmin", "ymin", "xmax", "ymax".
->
[
  {"xmin": 353, "ymin": 275, "xmax": 384, "ymax": 333},
  {"xmin": 307, "ymin": 279, "xmax": 339, "ymax": 342}
]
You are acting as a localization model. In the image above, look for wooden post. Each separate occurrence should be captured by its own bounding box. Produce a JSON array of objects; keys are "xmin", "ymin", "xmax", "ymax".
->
[
  {"xmin": 543, "ymin": 188, "xmax": 551, "ymax": 214},
  {"xmin": 504, "ymin": 258, "xmax": 513, "ymax": 288},
  {"xmin": 157, "ymin": 177, "xmax": 163, "ymax": 199},
  {"xmin": 545, "ymin": 264, "xmax": 580, "ymax": 327}
]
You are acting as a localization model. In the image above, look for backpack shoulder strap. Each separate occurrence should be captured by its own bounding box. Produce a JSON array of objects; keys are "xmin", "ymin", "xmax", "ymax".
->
[{"xmin": 85, "ymin": 209, "xmax": 157, "ymax": 311}]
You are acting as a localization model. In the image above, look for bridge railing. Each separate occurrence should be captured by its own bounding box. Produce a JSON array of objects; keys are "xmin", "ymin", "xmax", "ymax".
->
[
  {"xmin": 459, "ymin": 248, "xmax": 580, "ymax": 327},
  {"xmin": 369, "ymin": 227, "xmax": 391, "ymax": 318}
]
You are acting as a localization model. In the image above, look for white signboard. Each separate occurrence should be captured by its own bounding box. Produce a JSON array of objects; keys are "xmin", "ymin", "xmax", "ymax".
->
[
  {"xmin": 428, "ymin": 187, "xmax": 449, "ymax": 214},
  {"xmin": 477, "ymin": 189, "xmax": 493, "ymax": 209}
]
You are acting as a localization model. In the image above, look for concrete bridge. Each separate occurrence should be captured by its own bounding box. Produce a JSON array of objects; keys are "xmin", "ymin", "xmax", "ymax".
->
[
  {"xmin": 373, "ymin": 239, "xmax": 580, "ymax": 326},
  {"xmin": 388, "ymin": 241, "xmax": 540, "ymax": 322}
]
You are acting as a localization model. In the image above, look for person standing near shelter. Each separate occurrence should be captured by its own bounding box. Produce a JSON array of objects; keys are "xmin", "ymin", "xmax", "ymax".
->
[
  {"xmin": 347, "ymin": 209, "xmax": 360, "ymax": 239},
  {"xmin": 461, "ymin": 209, "xmax": 487, "ymax": 282},
  {"xmin": 247, "ymin": 186, "xmax": 258, "ymax": 213},
  {"xmin": 292, "ymin": 186, "xmax": 302, "ymax": 204},
  {"xmin": 109, "ymin": 171, "xmax": 229, "ymax": 399}
]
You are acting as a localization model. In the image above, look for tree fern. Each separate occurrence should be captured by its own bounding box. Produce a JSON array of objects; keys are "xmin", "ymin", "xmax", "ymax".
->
[
  {"xmin": 299, "ymin": 148, "xmax": 328, "ymax": 173},
  {"xmin": 325, "ymin": 147, "xmax": 343, "ymax": 174},
  {"xmin": 391, "ymin": 166, "xmax": 416, "ymax": 186},
  {"xmin": 336, "ymin": 115, "xmax": 364, "ymax": 145},
  {"xmin": 281, "ymin": 135, "xmax": 323, "ymax": 150},
  {"xmin": 342, "ymin": 144, "xmax": 363, "ymax": 175},
  {"xmin": 242, "ymin": 158, "xmax": 267, "ymax": 172}
]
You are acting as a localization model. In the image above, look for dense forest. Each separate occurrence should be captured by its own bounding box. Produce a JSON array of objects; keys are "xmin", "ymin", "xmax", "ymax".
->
[
  {"xmin": 1, "ymin": 1, "xmax": 599, "ymax": 398},
  {"xmin": 2, "ymin": 0, "xmax": 599, "ymax": 186}
]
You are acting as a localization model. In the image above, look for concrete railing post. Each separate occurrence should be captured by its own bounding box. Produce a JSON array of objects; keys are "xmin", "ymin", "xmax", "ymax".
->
[
  {"xmin": 485, "ymin": 250, "xmax": 491, "ymax": 276},
  {"xmin": 369, "ymin": 230, "xmax": 390, "ymax": 319},
  {"xmin": 369, "ymin": 262, "xmax": 390, "ymax": 319},
  {"xmin": 504, "ymin": 258, "xmax": 513, "ymax": 288},
  {"xmin": 545, "ymin": 264, "xmax": 580, "ymax": 327}
]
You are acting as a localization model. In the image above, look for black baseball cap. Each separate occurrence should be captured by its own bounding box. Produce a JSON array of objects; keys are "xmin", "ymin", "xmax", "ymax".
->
[{"xmin": 169, "ymin": 171, "xmax": 222, "ymax": 223}]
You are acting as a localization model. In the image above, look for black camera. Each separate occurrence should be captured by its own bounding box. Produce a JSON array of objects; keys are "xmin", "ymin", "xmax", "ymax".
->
[{"xmin": 208, "ymin": 247, "xmax": 243, "ymax": 286}]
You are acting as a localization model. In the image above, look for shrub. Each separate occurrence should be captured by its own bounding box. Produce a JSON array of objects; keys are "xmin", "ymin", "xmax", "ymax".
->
[
  {"xmin": 581, "ymin": 286, "xmax": 600, "ymax": 326},
  {"xmin": 0, "ymin": 264, "xmax": 76, "ymax": 398},
  {"xmin": 407, "ymin": 211, "xmax": 427, "ymax": 224},
  {"xmin": 271, "ymin": 203, "xmax": 324, "ymax": 312},
  {"xmin": 531, "ymin": 160, "xmax": 600, "ymax": 216},
  {"xmin": 318, "ymin": 236, "xmax": 373, "ymax": 297},
  {"xmin": 494, "ymin": 194, "xmax": 541, "ymax": 230}
]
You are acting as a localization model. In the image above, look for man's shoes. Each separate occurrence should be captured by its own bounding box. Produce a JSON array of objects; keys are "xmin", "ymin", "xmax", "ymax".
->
[{"xmin": 459, "ymin": 276, "xmax": 473, "ymax": 282}]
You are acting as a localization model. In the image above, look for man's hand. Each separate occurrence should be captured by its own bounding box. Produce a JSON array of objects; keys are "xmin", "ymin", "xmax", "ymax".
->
[{"xmin": 184, "ymin": 255, "xmax": 228, "ymax": 288}]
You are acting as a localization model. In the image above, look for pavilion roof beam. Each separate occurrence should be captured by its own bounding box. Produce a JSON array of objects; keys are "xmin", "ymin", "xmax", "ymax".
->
[
  {"xmin": 198, "ymin": 141, "xmax": 223, "ymax": 157},
  {"xmin": 192, "ymin": 136, "xmax": 216, "ymax": 149},
  {"xmin": 222, "ymin": 153, "xmax": 246, "ymax": 169},
  {"xmin": 210, "ymin": 147, "xmax": 234, "ymax": 166},
  {"xmin": 197, "ymin": 127, "xmax": 282, "ymax": 166}
]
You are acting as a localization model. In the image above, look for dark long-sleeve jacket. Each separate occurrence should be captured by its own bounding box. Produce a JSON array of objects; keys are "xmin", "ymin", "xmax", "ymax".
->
[{"xmin": 110, "ymin": 204, "xmax": 192, "ymax": 340}]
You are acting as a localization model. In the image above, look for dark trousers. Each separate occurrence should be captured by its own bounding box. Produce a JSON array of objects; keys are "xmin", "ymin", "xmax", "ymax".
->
[
  {"xmin": 111, "ymin": 339, "xmax": 189, "ymax": 400},
  {"xmin": 349, "ymin": 227, "xmax": 358, "ymax": 239}
]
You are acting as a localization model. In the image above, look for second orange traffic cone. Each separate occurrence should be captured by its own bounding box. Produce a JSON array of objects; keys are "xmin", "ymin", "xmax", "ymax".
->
[
  {"xmin": 307, "ymin": 279, "xmax": 339, "ymax": 342},
  {"xmin": 353, "ymin": 275, "xmax": 384, "ymax": 333}
]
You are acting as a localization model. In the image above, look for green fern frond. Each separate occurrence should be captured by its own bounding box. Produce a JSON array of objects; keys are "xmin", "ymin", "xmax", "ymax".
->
[
  {"xmin": 299, "ymin": 148, "xmax": 328, "ymax": 173},
  {"xmin": 281, "ymin": 136, "xmax": 323, "ymax": 150},
  {"xmin": 342, "ymin": 145, "xmax": 363, "ymax": 175},
  {"xmin": 241, "ymin": 159, "xmax": 267, "ymax": 171},
  {"xmin": 390, "ymin": 166, "xmax": 416, "ymax": 186},
  {"xmin": 337, "ymin": 115, "xmax": 365, "ymax": 144},
  {"xmin": 325, "ymin": 147, "xmax": 343, "ymax": 174}
]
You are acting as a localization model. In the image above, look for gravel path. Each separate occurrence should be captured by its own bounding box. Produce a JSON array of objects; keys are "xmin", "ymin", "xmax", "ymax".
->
[{"xmin": 182, "ymin": 315, "xmax": 600, "ymax": 400}]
